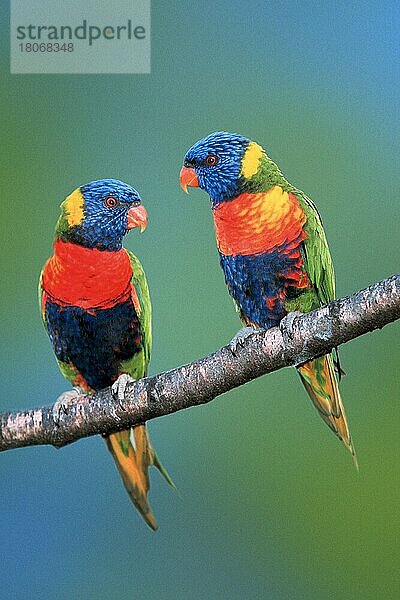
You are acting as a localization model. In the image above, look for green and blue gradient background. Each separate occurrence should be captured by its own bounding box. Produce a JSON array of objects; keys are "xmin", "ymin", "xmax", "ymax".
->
[{"xmin": 1, "ymin": 2, "xmax": 399, "ymax": 598}]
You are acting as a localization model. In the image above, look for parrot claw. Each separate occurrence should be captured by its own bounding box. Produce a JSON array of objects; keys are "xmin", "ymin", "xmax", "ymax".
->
[
  {"xmin": 112, "ymin": 373, "xmax": 135, "ymax": 405},
  {"xmin": 52, "ymin": 386, "xmax": 83, "ymax": 425},
  {"xmin": 229, "ymin": 326, "xmax": 263, "ymax": 355}
]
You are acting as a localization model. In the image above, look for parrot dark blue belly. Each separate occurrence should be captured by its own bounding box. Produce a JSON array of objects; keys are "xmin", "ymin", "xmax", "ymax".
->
[
  {"xmin": 44, "ymin": 298, "xmax": 142, "ymax": 391},
  {"xmin": 219, "ymin": 249, "xmax": 304, "ymax": 329}
]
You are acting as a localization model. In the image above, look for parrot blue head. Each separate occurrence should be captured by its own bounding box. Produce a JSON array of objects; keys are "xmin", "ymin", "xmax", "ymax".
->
[
  {"xmin": 180, "ymin": 131, "xmax": 251, "ymax": 204},
  {"xmin": 55, "ymin": 179, "xmax": 148, "ymax": 251}
]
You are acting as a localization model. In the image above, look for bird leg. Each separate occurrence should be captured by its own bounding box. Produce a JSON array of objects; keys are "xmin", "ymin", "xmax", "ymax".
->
[
  {"xmin": 229, "ymin": 326, "xmax": 264, "ymax": 355},
  {"xmin": 52, "ymin": 386, "xmax": 84, "ymax": 424},
  {"xmin": 112, "ymin": 373, "xmax": 135, "ymax": 405},
  {"xmin": 333, "ymin": 347, "xmax": 346, "ymax": 381}
]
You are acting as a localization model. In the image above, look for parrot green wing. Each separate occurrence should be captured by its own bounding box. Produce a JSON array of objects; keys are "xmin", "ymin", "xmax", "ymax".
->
[
  {"xmin": 290, "ymin": 190, "xmax": 356, "ymax": 463},
  {"xmin": 128, "ymin": 249, "xmax": 152, "ymax": 366},
  {"xmin": 117, "ymin": 250, "xmax": 152, "ymax": 380},
  {"xmin": 294, "ymin": 190, "xmax": 335, "ymax": 306},
  {"xmin": 38, "ymin": 267, "xmax": 48, "ymax": 326}
]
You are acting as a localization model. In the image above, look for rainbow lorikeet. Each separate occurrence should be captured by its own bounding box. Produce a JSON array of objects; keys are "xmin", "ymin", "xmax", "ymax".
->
[
  {"xmin": 180, "ymin": 132, "xmax": 356, "ymax": 464},
  {"xmin": 39, "ymin": 179, "xmax": 172, "ymax": 529}
]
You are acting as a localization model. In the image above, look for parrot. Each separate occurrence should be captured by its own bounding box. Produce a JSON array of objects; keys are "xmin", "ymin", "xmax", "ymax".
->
[
  {"xmin": 39, "ymin": 179, "xmax": 173, "ymax": 530},
  {"xmin": 180, "ymin": 131, "xmax": 357, "ymax": 465}
]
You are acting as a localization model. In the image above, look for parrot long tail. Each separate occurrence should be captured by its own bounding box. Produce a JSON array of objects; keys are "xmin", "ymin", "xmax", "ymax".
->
[
  {"xmin": 297, "ymin": 355, "xmax": 358, "ymax": 468},
  {"xmin": 105, "ymin": 425, "xmax": 174, "ymax": 530}
]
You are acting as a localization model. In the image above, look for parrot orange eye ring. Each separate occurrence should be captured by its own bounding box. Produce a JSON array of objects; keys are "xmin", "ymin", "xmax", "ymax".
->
[
  {"xmin": 105, "ymin": 196, "xmax": 119, "ymax": 208},
  {"xmin": 205, "ymin": 154, "xmax": 218, "ymax": 166}
]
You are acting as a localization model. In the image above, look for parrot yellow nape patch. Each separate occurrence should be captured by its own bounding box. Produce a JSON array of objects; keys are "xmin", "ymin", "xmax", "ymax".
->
[
  {"xmin": 63, "ymin": 188, "xmax": 85, "ymax": 226},
  {"xmin": 240, "ymin": 141, "xmax": 264, "ymax": 179}
]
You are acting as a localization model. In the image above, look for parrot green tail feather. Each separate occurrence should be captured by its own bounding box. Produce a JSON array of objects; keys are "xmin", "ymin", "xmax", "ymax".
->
[
  {"xmin": 106, "ymin": 425, "xmax": 174, "ymax": 531},
  {"xmin": 297, "ymin": 355, "xmax": 358, "ymax": 468}
]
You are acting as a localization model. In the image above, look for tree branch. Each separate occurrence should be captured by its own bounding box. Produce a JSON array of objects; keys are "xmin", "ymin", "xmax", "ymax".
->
[{"xmin": 1, "ymin": 275, "xmax": 399, "ymax": 452}]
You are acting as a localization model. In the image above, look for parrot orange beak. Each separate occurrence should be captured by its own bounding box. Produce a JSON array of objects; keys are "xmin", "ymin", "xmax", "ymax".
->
[
  {"xmin": 127, "ymin": 204, "xmax": 148, "ymax": 232},
  {"xmin": 179, "ymin": 166, "xmax": 199, "ymax": 193}
]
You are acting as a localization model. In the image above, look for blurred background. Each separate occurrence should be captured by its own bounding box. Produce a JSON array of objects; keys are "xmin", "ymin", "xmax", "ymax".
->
[{"xmin": 0, "ymin": 2, "xmax": 399, "ymax": 598}]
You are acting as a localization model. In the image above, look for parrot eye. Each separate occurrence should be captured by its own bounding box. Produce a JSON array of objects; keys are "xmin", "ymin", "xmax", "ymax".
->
[
  {"xmin": 205, "ymin": 154, "xmax": 218, "ymax": 166},
  {"xmin": 105, "ymin": 196, "xmax": 119, "ymax": 208}
]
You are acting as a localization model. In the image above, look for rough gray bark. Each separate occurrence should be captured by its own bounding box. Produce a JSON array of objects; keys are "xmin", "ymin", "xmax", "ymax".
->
[{"xmin": 0, "ymin": 274, "xmax": 399, "ymax": 452}]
